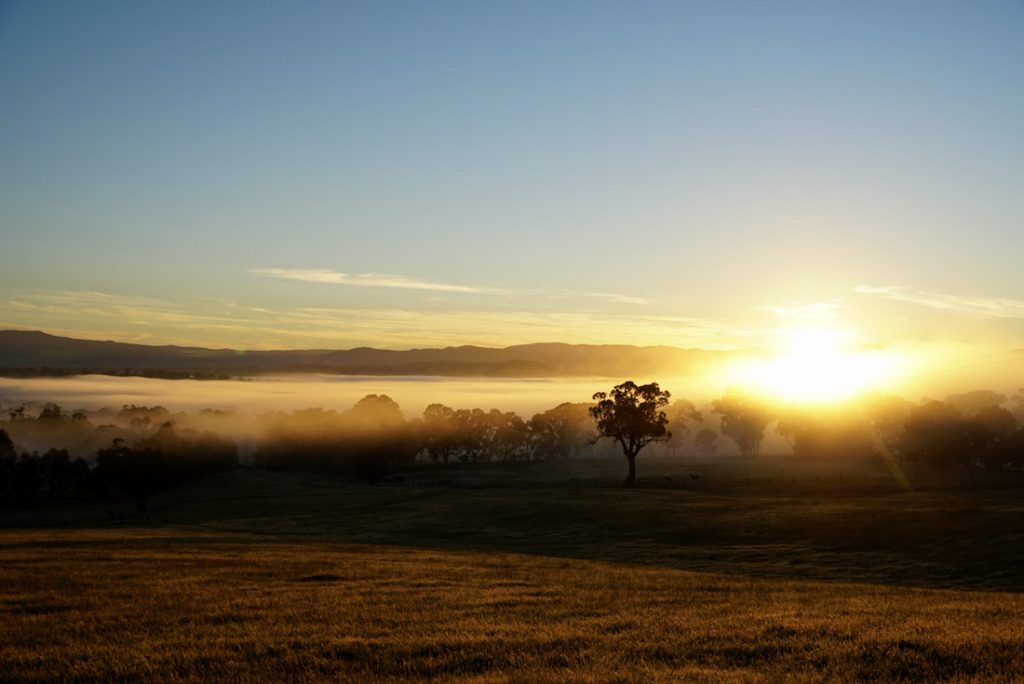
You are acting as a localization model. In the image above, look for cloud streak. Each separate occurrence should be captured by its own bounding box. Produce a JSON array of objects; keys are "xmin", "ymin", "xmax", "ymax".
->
[
  {"xmin": 856, "ymin": 286, "xmax": 1024, "ymax": 319},
  {"xmin": 252, "ymin": 267, "xmax": 649, "ymax": 305},
  {"xmin": 756, "ymin": 301, "xmax": 842, "ymax": 321},
  {"xmin": 252, "ymin": 268, "xmax": 495, "ymax": 294},
  {"xmin": 0, "ymin": 289, "xmax": 744, "ymax": 351}
]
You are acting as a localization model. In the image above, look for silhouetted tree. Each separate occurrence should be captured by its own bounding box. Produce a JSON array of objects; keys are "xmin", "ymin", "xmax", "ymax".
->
[
  {"xmin": 899, "ymin": 400, "xmax": 982, "ymax": 468},
  {"xmin": 0, "ymin": 430, "xmax": 14, "ymax": 461},
  {"xmin": 487, "ymin": 410, "xmax": 530, "ymax": 461},
  {"xmin": 0, "ymin": 431, "xmax": 16, "ymax": 502},
  {"xmin": 422, "ymin": 403, "xmax": 460, "ymax": 464},
  {"xmin": 118, "ymin": 404, "xmax": 170, "ymax": 425},
  {"xmin": 590, "ymin": 381, "xmax": 671, "ymax": 487},
  {"xmin": 13, "ymin": 453, "xmax": 44, "ymax": 503},
  {"xmin": 343, "ymin": 394, "xmax": 418, "ymax": 481},
  {"xmin": 95, "ymin": 422, "xmax": 237, "ymax": 496},
  {"xmin": 37, "ymin": 403, "xmax": 64, "ymax": 422},
  {"xmin": 970, "ymin": 405, "xmax": 1019, "ymax": 469},
  {"xmin": 41, "ymin": 448, "xmax": 72, "ymax": 499},
  {"xmin": 453, "ymin": 408, "xmax": 491, "ymax": 463}
]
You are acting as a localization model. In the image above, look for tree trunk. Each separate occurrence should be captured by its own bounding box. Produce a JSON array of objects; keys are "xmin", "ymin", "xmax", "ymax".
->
[{"xmin": 624, "ymin": 453, "xmax": 637, "ymax": 488}]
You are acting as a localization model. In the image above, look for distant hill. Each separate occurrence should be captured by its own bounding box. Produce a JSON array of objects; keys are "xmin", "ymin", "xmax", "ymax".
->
[{"xmin": 0, "ymin": 330, "xmax": 735, "ymax": 379}]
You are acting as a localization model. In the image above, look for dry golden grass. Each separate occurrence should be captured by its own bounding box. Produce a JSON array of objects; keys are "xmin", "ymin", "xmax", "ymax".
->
[
  {"xmin": 2, "ymin": 528, "xmax": 1023, "ymax": 682},
  {"xmin": 3, "ymin": 460, "xmax": 1024, "ymax": 682}
]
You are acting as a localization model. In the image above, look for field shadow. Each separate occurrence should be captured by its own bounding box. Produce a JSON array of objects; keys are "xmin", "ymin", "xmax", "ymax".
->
[{"xmin": 5, "ymin": 459, "xmax": 1024, "ymax": 593}]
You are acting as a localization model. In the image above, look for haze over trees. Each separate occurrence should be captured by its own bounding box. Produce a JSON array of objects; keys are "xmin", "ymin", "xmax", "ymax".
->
[
  {"xmin": 3, "ymin": 382, "xmax": 1024, "ymax": 506},
  {"xmin": 663, "ymin": 399, "xmax": 703, "ymax": 457},
  {"xmin": 712, "ymin": 391, "xmax": 773, "ymax": 458}
]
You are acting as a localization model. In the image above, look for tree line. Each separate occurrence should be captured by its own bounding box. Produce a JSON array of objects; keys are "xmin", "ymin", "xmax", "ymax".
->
[{"xmin": 1, "ymin": 384, "xmax": 1023, "ymax": 501}]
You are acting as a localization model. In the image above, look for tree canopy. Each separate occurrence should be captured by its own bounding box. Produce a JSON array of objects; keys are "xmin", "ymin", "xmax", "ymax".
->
[{"xmin": 590, "ymin": 381, "xmax": 671, "ymax": 487}]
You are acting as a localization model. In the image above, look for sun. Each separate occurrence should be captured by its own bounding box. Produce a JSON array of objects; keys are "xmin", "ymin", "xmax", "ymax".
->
[{"xmin": 726, "ymin": 328, "xmax": 904, "ymax": 404}]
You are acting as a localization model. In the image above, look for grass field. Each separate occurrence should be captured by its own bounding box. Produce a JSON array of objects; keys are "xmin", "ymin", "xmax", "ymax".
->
[{"xmin": 3, "ymin": 457, "xmax": 1024, "ymax": 681}]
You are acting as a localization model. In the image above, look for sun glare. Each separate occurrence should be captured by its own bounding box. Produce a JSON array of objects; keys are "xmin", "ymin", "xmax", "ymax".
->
[{"xmin": 726, "ymin": 328, "xmax": 904, "ymax": 404}]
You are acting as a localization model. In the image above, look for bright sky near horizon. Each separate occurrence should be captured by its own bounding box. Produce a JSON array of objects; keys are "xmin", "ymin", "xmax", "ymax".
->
[{"xmin": 1, "ymin": 1, "xmax": 1022, "ymax": 354}]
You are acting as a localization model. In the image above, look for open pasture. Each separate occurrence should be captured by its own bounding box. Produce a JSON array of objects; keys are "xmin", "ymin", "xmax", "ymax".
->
[{"xmin": 3, "ymin": 458, "xmax": 1024, "ymax": 681}]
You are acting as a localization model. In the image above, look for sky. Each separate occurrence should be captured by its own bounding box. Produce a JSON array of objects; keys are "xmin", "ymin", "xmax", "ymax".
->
[{"xmin": 1, "ymin": 1, "xmax": 1023, "ymax": 355}]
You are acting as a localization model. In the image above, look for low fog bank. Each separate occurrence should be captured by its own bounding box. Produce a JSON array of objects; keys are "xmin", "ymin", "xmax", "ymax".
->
[
  {"xmin": 0, "ymin": 374, "xmax": 621, "ymax": 419},
  {"xmin": 4, "ymin": 377, "xmax": 1024, "ymax": 509}
]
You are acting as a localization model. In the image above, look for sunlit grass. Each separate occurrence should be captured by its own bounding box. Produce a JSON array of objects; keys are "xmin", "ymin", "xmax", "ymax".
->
[
  {"xmin": 3, "ymin": 461, "xmax": 1024, "ymax": 681},
  {"xmin": 2, "ymin": 530, "xmax": 1023, "ymax": 683}
]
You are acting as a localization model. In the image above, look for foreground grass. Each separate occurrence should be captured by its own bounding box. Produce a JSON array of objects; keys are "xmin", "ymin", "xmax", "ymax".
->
[
  {"xmin": 2, "ymin": 529, "xmax": 1023, "ymax": 683},
  {"xmin": 4, "ymin": 460, "xmax": 1024, "ymax": 681}
]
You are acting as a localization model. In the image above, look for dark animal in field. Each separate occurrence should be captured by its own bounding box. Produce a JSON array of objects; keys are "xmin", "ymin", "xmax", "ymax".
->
[
  {"xmin": 106, "ymin": 510, "xmax": 125, "ymax": 525},
  {"xmin": 662, "ymin": 476, "xmax": 673, "ymax": 483},
  {"xmin": 689, "ymin": 474, "xmax": 700, "ymax": 481},
  {"xmin": 135, "ymin": 501, "xmax": 148, "ymax": 513}
]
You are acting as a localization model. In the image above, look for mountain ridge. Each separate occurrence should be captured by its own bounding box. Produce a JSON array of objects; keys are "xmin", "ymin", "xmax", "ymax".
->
[{"xmin": 0, "ymin": 330, "xmax": 736, "ymax": 379}]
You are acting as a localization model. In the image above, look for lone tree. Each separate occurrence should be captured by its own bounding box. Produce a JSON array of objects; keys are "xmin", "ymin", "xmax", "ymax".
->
[{"xmin": 590, "ymin": 381, "xmax": 671, "ymax": 487}]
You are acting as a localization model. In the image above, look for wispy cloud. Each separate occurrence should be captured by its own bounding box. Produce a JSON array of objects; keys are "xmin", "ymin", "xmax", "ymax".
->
[
  {"xmin": 251, "ymin": 268, "xmax": 497, "ymax": 294},
  {"xmin": 546, "ymin": 291, "xmax": 649, "ymax": 306},
  {"xmin": 251, "ymin": 267, "xmax": 649, "ymax": 305},
  {"xmin": 756, "ymin": 301, "xmax": 841, "ymax": 320},
  {"xmin": 0, "ymin": 289, "xmax": 741, "ymax": 350},
  {"xmin": 855, "ymin": 286, "xmax": 1024, "ymax": 319}
]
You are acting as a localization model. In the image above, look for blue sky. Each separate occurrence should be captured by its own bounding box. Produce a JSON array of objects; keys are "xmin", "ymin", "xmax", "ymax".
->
[{"xmin": 1, "ymin": 1, "xmax": 1022, "ymax": 350}]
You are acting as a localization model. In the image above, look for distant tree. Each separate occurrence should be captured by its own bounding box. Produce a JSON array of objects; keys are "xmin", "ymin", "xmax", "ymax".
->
[
  {"xmin": 529, "ymin": 402, "xmax": 594, "ymax": 459},
  {"xmin": 487, "ymin": 410, "xmax": 530, "ymax": 461},
  {"xmin": 774, "ymin": 406, "xmax": 875, "ymax": 461},
  {"xmin": 344, "ymin": 394, "xmax": 403, "ymax": 428},
  {"xmin": 118, "ymin": 404, "xmax": 170, "ymax": 425},
  {"xmin": 663, "ymin": 399, "xmax": 702, "ymax": 457},
  {"xmin": 899, "ymin": 400, "xmax": 982, "ymax": 468},
  {"xmin": 0, "ymin": 430, "xmax": 15, "ymax": 501},
  {"xmin": 694, "ymin": 428, "xmax": 718, "ymax": 457},
  {"xmin": 944, "ymin": 390, "xmax": 1007, "ymax": 416},
  {"xmin": 37, "ymin": 403, "xmax": 64, "ymax": 422},
  {"xmin": 343, "ymin": 395, "xmax": 417, "ymax": 480},
  {"xmin": 1011, "ymin": 389, "xmax": 1024, "ymax": 424},
  {"xmin": 96, "ymin": 423, "xmax": 237, "ymax": 497},
  {"xmin": 774, "ymin": 407, "xmax": 804, "ymax": 453},
  {"xmin": 972, "ymin": 404, "xmax": 1018, "ymax": 434},
  {"xmin": 970, "ymin": 405, "xmax": 1019, "ymax": 469},
  {"xmin": 422, "ymin": 403, "xmax": 460, "ymax": 464},
  {"xmin": 590, "ymin": 381, "xmax": 671, "ymax": 487},
  {"xmin": 711, "ymin": 391, "xmax": 772, "ymax": 458},
  {"xmin": 859, "ymin": 392, "xmax": 913, "ymax": 459},
  {"xmin": 454, "ymin": 408, "xmax": 490, "ymax": 463}
]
